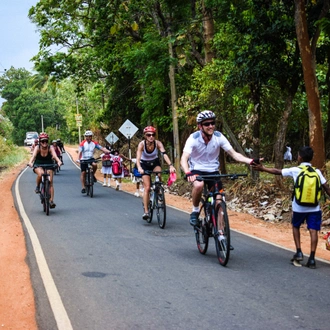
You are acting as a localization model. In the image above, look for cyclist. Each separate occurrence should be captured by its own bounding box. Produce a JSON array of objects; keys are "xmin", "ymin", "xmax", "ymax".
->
[
  {"xmin": 57, "ymin": 138, "xmax": 65, "ymax": 153},
  {"xmin": 52, "ymin": 140, "xmax": 62, "ymax": 163},
  {"xmin": 180, "ymin": 110, "xmax": 255, "ymax": 227},
  {"xmin": 136, "ymin": 126, "xmax": 176, "ymax": 220},
  {"xmin": 30, "ymin": 139, "xmax": 39, "ymax": 153},
  {"xmin": 77, "ymin": 130, "xmax": 110, "ymax": 194},
  {"xmin": 28, "ymin": 132, "xmax": 62, "ymax": 208}
]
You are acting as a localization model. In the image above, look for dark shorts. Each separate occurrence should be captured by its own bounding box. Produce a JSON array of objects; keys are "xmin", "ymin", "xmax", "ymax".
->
[
  {"xmin": 191, "ymin": 170, "xmax": 223, "ymax": 191},
  {"xmin": 292, "ymin": 211, "xmax": 322, "ymax": 231},
  {"xmin": 140, "ymin": 159, "xmax": 161, "ymax": 175},
  {"xmin": 80, "ymin": 158, "xmax": 95, "ymax": 172}
]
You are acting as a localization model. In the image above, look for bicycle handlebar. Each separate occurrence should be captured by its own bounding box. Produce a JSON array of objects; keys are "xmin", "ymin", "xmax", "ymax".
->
[
  {"xmin": 78, "ymin": 157, "xmax": 101, "ymax": 164},
  {"xmin": 195, "ymin": 173, "xmax": 247, "ymax": 181},
  {"xmin": 144, "ymin": 169, "xmax": 170, "ymax": 175},
  {"xmin": 30, "ymin": 164, "xmax": 57, "ymax": 170}
]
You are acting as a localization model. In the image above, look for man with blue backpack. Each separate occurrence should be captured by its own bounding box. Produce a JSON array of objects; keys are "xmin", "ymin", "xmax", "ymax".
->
[{"xmin": 253, "ymin": 146, "xmax": 330, "ymax": 269}]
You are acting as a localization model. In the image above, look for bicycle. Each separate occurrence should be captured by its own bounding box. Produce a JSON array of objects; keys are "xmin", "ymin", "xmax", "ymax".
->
[
  {"xmin": 193, "ymin": 173, "xmax": 247, "ymax": 266},
  {"xmin": 144, "ymin": 170, "xmax": 169, "ymax": 229},
  {"xmin": 33, "ymin": 164, "xmax": 57, "ymax": 216},
  {"xmin": 79, "ymin": 158, "xmax": 100, "ymax": 198}
]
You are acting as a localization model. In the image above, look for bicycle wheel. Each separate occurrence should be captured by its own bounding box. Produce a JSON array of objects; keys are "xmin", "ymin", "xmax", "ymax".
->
[
  {"xmin": 214, "ymin": 201, "xmax": 230, "ymax": 266},
  {"xmin": 85, "ymin": 170, "xmax": 90, "ymax": 196},
  {"xmin": 44, "ymin": 180, "xmax": 50, "ymax": 216},
  {"xmin": 89, "ymin": 170, "xmax": 94, "ymax": 198},
  {"xmin": 156, "ymin": 187, "xmax": 166, "ymax": 229},
  {"xmin": 195, "ymin": 203, "xmax": 209, "ymax": 254},
  {"xmin": 146, "ymin": 192, "xmax": 153, "ymax": 223},
  {"xmin": 41, "ymin": 184, "xmax": 46, "ymax": 212}
]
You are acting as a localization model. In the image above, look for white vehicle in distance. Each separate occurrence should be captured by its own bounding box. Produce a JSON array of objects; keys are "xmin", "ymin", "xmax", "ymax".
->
[{"xmin": 24, "ymin": 132, "xmax": 38, "ymax": 146}]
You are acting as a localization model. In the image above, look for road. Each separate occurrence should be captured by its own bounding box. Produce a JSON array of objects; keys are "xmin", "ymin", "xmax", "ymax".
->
[{"xmin": 15, "ymin": 153, "xmax": 330, "ymax": 330}]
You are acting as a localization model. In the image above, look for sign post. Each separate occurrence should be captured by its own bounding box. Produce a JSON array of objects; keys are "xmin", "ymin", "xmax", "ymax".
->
[{"xmin": 119, "ymin": 119, "xmax": 138, "ymax": 172}]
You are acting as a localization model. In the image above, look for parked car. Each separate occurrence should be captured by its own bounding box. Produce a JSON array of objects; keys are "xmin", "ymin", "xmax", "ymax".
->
[{"xmin": 24, "ymin": 132, "xmax": 38, "ymax": 146}]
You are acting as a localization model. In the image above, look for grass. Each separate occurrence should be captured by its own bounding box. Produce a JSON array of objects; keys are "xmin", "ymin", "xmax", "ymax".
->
[{"xmin": 0, "ymin": 141, "xmax": 30, "ymax": 172}]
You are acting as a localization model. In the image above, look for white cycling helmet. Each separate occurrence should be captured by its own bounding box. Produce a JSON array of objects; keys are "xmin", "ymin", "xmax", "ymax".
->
[
  {"xmin": 84, "ymin": 130, "xmax": 93, "ymax": 136},
  {"xmin": 196, "ymin": 110, "xmax": 216, "ymax": 123}
]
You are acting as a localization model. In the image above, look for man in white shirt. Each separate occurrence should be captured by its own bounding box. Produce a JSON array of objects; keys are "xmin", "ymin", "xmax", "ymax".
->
[{"xmin": 180, "ymin": 110, "xmax": 254, "ymax": 226}]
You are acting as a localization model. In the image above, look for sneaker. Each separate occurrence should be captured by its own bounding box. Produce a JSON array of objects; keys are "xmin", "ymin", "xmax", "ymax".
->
[
  {"xmin": 102, "ymin": 183, "xmax": 106, "ymax": 186},
  {"xmin": 107, "ymin": 184, "xmax": 111, "ymax": 188},
  {"xmin": 142, "ymin": 213, "xmax": 150, "ymax": 220},
  {"xmin": 305, "ymin": 259, "xmax": 316, "ymax": 269},
  {"xmin": 189, "ymin": 212, "xmax": 199, "ymax": 226},
  {"xmin": 93, "ymin": 176, "xmax": 97, "ymax": 182},
  {"xmin": 134, "ymin": 192, "xmax": 140, "ymax": 197},
  {"xmin": 49, "ymin": 201, "xmax": 56, "ymax": 209},
  {"xmin": 293, "ymin": 251, "xmax": 304, "ymax": 261},
  {"xmin": 116, "ymin": 184, "xmax": 120, "ymax": 191},
  {"xmin": 35, "ymin": 186, "xmax": 40, "ymax": 194},
  {"xmin": 81, "ymin": 188, "xmax": 86, "ymax": 194}
]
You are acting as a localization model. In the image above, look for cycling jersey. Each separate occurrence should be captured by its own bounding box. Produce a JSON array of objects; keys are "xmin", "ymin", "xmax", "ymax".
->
[
  {"xmin": 183, "ymin": 130, "xmax": 232, "ymax": 172},
  {"xmin": 79, "ymin": 139, "xmax": 102, "ymax": 160},
  {"xmin": 141, "ymin": 140, "xmax": 159, "ymax": 161}
]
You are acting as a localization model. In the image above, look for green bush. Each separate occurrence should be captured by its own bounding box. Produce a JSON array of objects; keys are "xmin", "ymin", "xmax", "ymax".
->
[{"xmin": 0, "ymin": 140, "xmax": 29, "ymax": 168}]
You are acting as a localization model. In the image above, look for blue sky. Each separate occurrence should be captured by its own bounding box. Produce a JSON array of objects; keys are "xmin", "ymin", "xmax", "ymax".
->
[
  {"xmin": 0, "ymin": 0, "xmax": 40, "ymax": 104},
  {"xmin": 0, "ymin": 0, "xmax": 40, "ymax": 71}
]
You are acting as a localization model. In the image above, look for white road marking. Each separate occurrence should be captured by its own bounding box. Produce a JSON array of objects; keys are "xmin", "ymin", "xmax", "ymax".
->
[{"xmin": 15, "ymin": 167, "xmax": 73, "ymax": 330}]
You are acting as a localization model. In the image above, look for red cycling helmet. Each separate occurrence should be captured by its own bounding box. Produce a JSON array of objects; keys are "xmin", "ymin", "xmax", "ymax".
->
[
  {"xmin": 143, "ymin": 126, "xmax": 156, "ymax": 134},
  {"xmin": 39, "ymin": 132, "xmax": 49, "ymax": 140}
]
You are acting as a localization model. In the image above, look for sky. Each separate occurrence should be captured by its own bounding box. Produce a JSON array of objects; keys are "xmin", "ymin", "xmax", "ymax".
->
[{"xmin": 0, "ymin": 0, "xmax": 40, "ymax": 104}]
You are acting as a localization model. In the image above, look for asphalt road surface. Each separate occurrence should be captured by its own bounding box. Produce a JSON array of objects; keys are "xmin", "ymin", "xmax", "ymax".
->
[{"xmin": 15, "ymin": 153, "xmax": 330, "ymax": 330}]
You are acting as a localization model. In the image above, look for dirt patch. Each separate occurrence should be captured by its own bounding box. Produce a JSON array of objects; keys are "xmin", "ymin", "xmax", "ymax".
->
[{"xmin": 1, "ymin": 146, "xmax": 330, "ymax": 329}]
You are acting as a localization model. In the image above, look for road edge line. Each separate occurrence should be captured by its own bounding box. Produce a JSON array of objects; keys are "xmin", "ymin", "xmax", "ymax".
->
[{"xmin": 15, "ymin": 167, "xmax": 73, "ymax": 330}]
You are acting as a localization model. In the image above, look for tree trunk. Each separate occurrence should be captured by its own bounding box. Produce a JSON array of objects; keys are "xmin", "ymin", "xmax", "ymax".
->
[
  {"xmin": 249, "ymin": 82, "xmax": 261, "ymax": 181},
  {"xmin": 273, "ymin": 93, "xmax": 295, "ymax": 187},
  {"xmin": 294, "ymin": 0, "xmax": 325, "ymax": 170},
  {"xmin": 168, "ymin": 26, "xmax": 181, "ymax": 178},
  {"xmin": 202, "ymin": 2, "xmax": 216, "ymax": 63}
]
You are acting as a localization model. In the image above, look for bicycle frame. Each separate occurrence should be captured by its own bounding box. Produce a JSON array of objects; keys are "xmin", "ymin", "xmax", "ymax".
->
[
  {"xmin": 194, "ymin": 173, "xmax": 247, "ymax": 266},
  {"xmin": 145, "ymin": 170, "xmax": 169, "ymax": 228},
  {"xmin": 34, "ymin": 164, "xmax": 56, "ymax": 216},
  {"xmin": 80, "ymin": 158, "xmax": 101, "ymax": 198}
]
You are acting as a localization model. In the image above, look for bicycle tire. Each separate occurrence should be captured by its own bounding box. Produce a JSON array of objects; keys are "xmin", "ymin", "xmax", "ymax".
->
[
  {"xmin": 89, "ymin": 169, "xmax": 94, "ymax": 198},
  {"xmin": 156, "ymin": 187, "xmax": 166, "ymax": 229},
  {"xmin": 147, "ymin": 192, "xmax": 153, "ymax": 223},
  {"xmin": 41, "ymin": 184, "xmax": 46, "ymax": 212},
  {"xmin": 44, "ymin": 180, "xmax": 50, "ymax": 216},
  {"xmin": 85, "ymin": 169, "xmax": 90, "ymax": 196},
  {"xmin": 214, "ymin": 201, "xmax": 230, "ymax": 266},
  {"xmin": 195, "ymin": 203, "xmax": 209, "ymax": 254}
]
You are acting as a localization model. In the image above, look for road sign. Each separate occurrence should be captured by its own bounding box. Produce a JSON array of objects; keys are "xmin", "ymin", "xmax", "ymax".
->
[
  {"xmin": 105, "ymin": 132, "xmax": 119, "ymax": 145},
  {"xmin": 119, "ymin": 119, "xmax": 138, "ymax": 139},
  {"xmin": 75, "ymin": 114, "xmax": 82, "ymax": 121},
  {"xmin": 76, "ymin": 120, "xmax": 82, "ymax": 127}
]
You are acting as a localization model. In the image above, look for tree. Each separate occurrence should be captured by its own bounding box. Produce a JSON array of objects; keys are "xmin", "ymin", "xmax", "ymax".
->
[{"xmin": 294, "ymin": 0, "xmax": 329, "ymax": 169}]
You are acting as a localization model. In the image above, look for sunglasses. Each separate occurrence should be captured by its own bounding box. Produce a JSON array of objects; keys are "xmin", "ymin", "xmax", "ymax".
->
[
  {"xmin": 146, "ymin": 133, "xmax": 155, "ymax": 137},
  {"xmin": 40, "ymin": 140, "xmax": 48, "ymax": 143},
  {"xmin": 202, "ymin": 121, "xmax": 216, "ymax": 127}
]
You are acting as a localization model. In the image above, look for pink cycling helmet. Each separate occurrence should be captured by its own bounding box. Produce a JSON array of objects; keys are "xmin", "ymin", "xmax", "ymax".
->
[
  {"xmin": 143, "ymin": 126, "xmax": 156, "ymax": 134},
  {"xmin": 39, "ymin": 132, "xmax": 49, "ymax": 140}
]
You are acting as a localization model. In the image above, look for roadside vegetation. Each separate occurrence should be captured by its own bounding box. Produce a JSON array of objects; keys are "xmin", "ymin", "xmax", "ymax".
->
[{"xmin": 0, "ymin": 139, "xmax": 29, "ymax": 172}]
